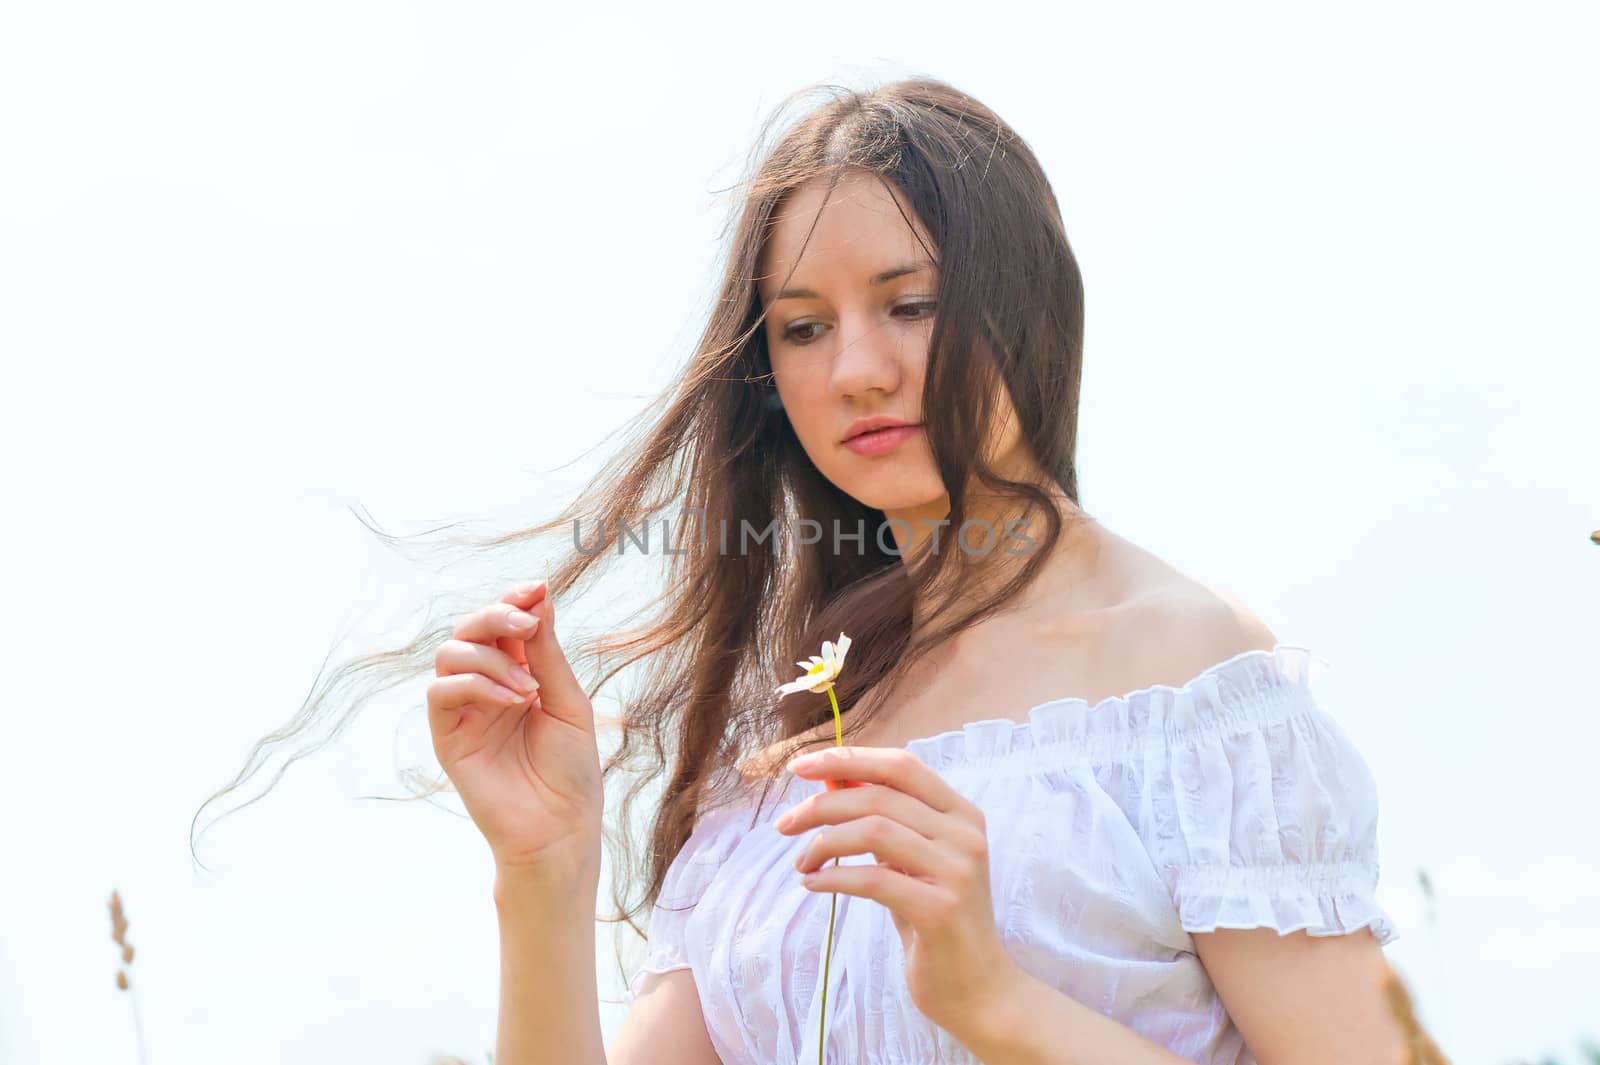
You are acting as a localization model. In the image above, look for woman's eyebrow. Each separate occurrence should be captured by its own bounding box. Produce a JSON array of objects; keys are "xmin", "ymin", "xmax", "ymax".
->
[{"xmin": 770, "ymin": 259, "xmax": 934, "ymax": 302}]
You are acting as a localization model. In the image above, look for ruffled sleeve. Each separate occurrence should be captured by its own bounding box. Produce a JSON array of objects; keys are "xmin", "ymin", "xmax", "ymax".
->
[
  {"xmin": 1139, "ymin": 646, "xmax": 1400, "ymax": 946},
  {"xmin": 622, "ymin": 775, "xmax": 748, "ymax": 1007}
]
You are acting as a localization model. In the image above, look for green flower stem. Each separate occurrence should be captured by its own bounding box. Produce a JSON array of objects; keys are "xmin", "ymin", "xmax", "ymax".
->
[{"xmin": 817, "ymin": 683, "xmax": 844, "ymax": 1065}]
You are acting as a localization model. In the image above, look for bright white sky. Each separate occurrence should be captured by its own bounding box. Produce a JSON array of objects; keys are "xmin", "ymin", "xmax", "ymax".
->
[{"xmin": 2, "ymin": 2, "xmax": 1595, "ymax": 1063}]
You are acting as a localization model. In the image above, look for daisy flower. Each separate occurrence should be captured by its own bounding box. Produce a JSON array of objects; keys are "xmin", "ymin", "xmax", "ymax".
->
[
  {"xmin": 776, "ymin": 633, "xmax": 852, "ymax": 697},
  {"xmin": 774, "ymin": 631, "xmax": 859, "ymax": 1064}
]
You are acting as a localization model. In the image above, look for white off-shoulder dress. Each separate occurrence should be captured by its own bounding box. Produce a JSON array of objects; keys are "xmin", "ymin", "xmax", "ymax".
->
[{"xmin": 623, "ymin": 644, "xmax": 1399, "ymax": 1065}]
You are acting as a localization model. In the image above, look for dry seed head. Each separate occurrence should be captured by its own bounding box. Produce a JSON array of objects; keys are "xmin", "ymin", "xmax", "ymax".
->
[
  {"xmin": 116, "ymin": 970, "xmax": 129, "ymax": 991},
  {"xmin": 1381, "ymin": 962, "xmax": 1450, "ymax": 1065},
  {"xmin": 108, "ymin": 890, "xmax": 130, "ymax": 947}
]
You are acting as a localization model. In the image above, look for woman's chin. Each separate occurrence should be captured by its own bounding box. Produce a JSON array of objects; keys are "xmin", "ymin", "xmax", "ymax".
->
[{"xmin": 839, "ymin": 480, "xmax": 948, "ymax": 516}]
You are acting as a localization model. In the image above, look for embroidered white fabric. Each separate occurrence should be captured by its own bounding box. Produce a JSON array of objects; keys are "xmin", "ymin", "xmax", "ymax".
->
[{"xmin": 622, "ymin": 644, "xmax": 1399, "ymax": 1065}]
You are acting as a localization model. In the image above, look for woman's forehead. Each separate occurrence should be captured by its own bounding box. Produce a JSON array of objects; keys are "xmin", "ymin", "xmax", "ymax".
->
[{"xmin": 759, "ymin": 179, "xmax": 935, "ymax": 297}]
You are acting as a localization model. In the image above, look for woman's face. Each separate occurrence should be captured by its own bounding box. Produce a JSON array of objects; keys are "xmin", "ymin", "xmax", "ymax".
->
[{"xmin": 757, "ymin": 171, "xmax": 1025, "ymax": 518}]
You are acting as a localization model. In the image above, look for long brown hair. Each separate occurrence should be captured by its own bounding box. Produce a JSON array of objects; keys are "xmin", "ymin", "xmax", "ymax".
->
[{"xmin": 190, "ymin": 74, "xmax": 1091, "ymax": 1000}]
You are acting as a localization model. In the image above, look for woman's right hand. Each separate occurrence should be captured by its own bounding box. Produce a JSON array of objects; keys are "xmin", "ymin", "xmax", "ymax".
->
[{"xmin": 427, "ymin": 579, "xmax": 603, "ymax": 873}]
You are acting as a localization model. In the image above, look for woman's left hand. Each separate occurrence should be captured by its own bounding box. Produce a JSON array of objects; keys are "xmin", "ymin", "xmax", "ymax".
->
[{"xmin": 774, "ymin": 745, "xmax": 1022, "ymax": 1038}]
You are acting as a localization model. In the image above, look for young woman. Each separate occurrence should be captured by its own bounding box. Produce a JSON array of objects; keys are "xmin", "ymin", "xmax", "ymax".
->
[{"xmin": 201, "ymin": 78, "xmax": 1403, "ymax": 1064}]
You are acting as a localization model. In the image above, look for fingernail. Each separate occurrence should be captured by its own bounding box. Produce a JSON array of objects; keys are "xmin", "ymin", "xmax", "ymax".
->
[
  {"xmin": 507, "ymin": 611, "xmax": 537, "ymax": 630},
  {"xmin": 786, "ymin": 753, "xmax": 821, "ymax": 772},
  {"xmin": 508, "ymin": 667, "xmax": 539, "ymax": 693}
]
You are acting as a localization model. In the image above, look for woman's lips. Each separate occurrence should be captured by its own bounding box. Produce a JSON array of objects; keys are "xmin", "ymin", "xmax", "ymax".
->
[{"xmin": 843, "ymin": 424, "xmax": 921, "ymax": 456}]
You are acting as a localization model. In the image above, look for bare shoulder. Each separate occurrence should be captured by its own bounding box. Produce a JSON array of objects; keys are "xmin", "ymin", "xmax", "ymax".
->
[
  {"xmin": 736, "ymin": 742, "xmax": 787, "ymax": 783},
  {"xmin": 737, "ymin": 719, "xmax": 837, "ymax": 782},
  {"xmin": 1111, "ymin": 573, "xmax": 1281, "ymax": 687}
]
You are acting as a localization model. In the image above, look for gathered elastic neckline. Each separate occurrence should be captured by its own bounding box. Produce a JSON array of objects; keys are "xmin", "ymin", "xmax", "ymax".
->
[
  {"xmin": 710, "ymin": 643, "xmax": 1330, "ymax": 809},
  {"xmin": 901, "ymin": 642, "xmax": 1324, "ymax": 767}
]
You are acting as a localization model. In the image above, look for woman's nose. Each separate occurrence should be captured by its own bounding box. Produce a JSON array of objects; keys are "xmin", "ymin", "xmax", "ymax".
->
[{"xmin": 827, "ymin": 315, "xmax": 906, "ymax": 397}]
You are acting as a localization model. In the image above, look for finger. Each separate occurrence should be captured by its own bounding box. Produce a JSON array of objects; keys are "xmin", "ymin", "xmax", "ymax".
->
[
  {"xmin": 786, "ymin": 747, "xmax": 975, "ymax": 822},
  {"xmin": 513, "ymin": 582, "xmax": 593, "ymax": 731},
  {"xmin": 491, "ymin": 580, "xmax": 550, "ymax": 670},
  {"xmin": 434, "ymin": 639, "xmax": 542, "ymax": 699},
  {"xmin": 800, "ymin": 861, "xmax": 946, "ymax": 924},
  {"xmin": 451, "ymin": 593, "xmax": 547, "ymax": 661},
  {"xmin": 794, "ymin": 814, "xmax": 966, "ymax": 883},
  {"xmin": 777, "ymin": 780, "xmax": 946, "ymax": 841},
  {"xmin": 427, "ymin": 673, "xmax": 528, "ymax": 741}
]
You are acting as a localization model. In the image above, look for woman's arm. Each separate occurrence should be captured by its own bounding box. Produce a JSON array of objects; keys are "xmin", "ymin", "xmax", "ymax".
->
[
  {"xmin": 608, "ymin": 968, "xmax": 724, "ymax": 1065},
  {"xmin": 493, "ymin": 860, "xmax": 608, "ymax": 1065},
  {"xmin": 1192, "ymin": 926, "xmax": 1409, "ymax": 1065},
  {"xmin": 949, "ymin": 967, "xmax": 1204, "ymax": 1065},
  {"xmin": 493, "ymin": 860, "xmax": 725, "ymax": 1065}
]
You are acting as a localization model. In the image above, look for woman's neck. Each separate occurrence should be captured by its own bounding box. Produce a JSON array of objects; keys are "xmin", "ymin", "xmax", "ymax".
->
[{"xmin": 901, "ymin": 490, "xmax": 1115, "ymax": 641}]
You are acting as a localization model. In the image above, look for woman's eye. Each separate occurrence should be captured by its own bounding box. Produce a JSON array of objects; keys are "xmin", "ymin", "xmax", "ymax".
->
[{"xmin": 781, "ymin": 301, "xmax": 937, "ymax": 346}]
